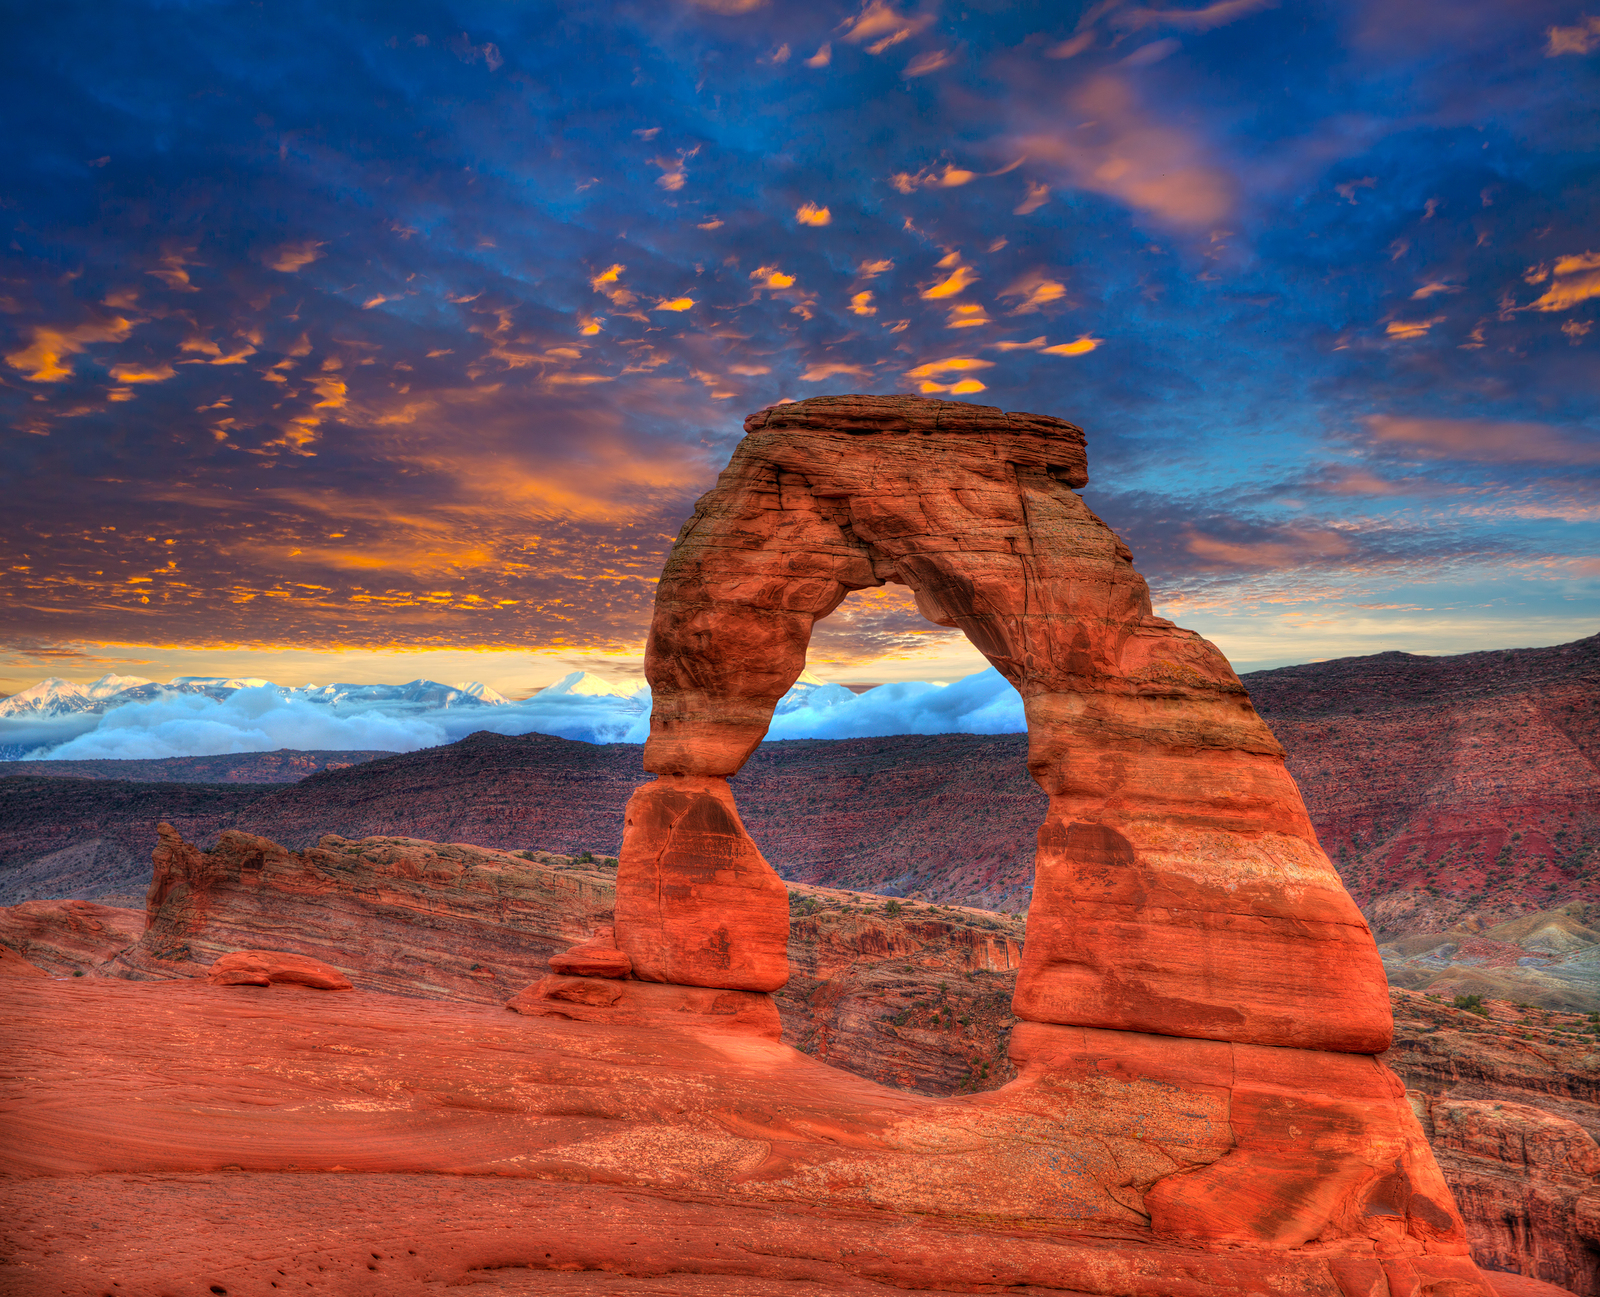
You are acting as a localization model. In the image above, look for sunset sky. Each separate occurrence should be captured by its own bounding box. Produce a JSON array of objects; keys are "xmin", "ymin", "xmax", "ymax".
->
[{"xmin": 2, "ymin": 0, "xmax": 1597, "ymax": 697}]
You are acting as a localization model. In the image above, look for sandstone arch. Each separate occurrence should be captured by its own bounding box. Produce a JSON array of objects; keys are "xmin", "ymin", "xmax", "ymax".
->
[{"xmin": 612, "ymin": 394, "xmax": 1391, "ymax": 1055}]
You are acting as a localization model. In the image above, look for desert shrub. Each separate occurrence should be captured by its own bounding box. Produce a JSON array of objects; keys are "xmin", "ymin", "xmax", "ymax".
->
[
  {"xmin": 1453, "ymin": 994, "xmax": 1488, "ymax": 1016},
  {"xmin": 883, "ymin": 899, "xmax": 903, "ymax": 916}
]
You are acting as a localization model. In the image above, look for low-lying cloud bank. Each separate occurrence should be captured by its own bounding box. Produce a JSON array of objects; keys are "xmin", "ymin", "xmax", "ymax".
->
[{"xmin": 0, "ymin": 670, "xmax": 1026, "ymax": 761}]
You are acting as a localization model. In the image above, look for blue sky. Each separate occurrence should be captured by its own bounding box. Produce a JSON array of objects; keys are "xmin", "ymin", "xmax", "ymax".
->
[{"xmin": 1, "ymin": 0, "xmax": 1596, "ymax": 694}]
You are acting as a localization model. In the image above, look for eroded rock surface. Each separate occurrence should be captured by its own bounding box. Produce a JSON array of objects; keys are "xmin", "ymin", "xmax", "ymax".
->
[
  {"xmin": 612, "ymin": 776, "xmax": 789, "ymax": 990},
  {"xmin": 4, "ymin": 831, "xmax": 1586, "ymax": 1289},
  {"xmin": 1, "ymin": 975, "xmax": 1487, "ymax": 1295}
]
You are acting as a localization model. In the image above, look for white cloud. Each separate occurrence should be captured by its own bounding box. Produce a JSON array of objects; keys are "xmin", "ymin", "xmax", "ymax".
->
[{"xmin": 1, "ymin": 668, "xmax": 1026, "ymax": 759}]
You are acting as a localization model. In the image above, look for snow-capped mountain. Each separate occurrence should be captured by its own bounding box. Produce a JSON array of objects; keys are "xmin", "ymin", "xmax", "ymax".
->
[
  {"xmin": 0, "ymin": 674, "xmax": 155, "ymax": 718},
  {"xmin": 295, "ymin": 680, "xmax": 510, "ymax": 709},
  {"xmin": 774, "ymin": 667, "xmax": 858, "ymax": 716},
  {"xmin": 0, "ymin": 674, "xmax": 514, "ymax": 720},
  {"xmin": 536, "ymin": 671, "xmax": 646, "ymax": 700}
]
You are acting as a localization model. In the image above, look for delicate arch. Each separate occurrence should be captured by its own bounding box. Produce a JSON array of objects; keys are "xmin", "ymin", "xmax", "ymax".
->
[{"xmin": 613, "ymin": 395, "xmax": 1391, "ymax": 1054}]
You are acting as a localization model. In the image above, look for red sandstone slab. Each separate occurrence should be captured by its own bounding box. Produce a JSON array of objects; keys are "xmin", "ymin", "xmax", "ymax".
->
[{"xmin": 0, "ymin": 974, "xmax": 1492, "ymax": 1294}]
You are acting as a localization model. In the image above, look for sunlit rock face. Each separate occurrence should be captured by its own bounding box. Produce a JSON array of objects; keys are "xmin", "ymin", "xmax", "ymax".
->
[{"xmin": 618, "ymin": 394, "xmax": 1390, "ymax": 1055}]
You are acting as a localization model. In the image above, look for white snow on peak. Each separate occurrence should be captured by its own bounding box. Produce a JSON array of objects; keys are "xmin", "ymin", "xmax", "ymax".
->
[
  {"xmin": 793, "ymin": 667, "xmax": 829, "ymax": 687},
  {"xmin": 169, "ymin": 676, "xmax": 275, "ymax": 689},
  {"xmin": 0, "ymin": 678, "xmax": 95, "ymax": 716},
  {"xmin": 453, "ymin": 681, "xmax": 510, "ymax": 705},
  {"xmin": 538, "ymin": 671, "xmax": 644, "ymax": 699},
  {"xmin": 85, "ymin": 673, "xmax": 155, "ymax": 699}
]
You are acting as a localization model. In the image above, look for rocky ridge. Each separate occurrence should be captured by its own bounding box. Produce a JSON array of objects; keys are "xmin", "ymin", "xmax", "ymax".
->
[{"xmin": 1, "ymin": 633, "xmax": 1593, "ymax": 943}]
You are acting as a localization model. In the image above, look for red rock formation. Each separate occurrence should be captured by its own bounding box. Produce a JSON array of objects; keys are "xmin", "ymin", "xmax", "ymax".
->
[
  {"xmin": 1427, "ymin": 1099, "xmax": 1599, "ymax": 1292},
  {"xmin": 0, "ymin": 974, "xmax": 1492, "ymax": 1295},
  {"xmin": 1387, "ymin": 989, "xmax": 1600, "ymax": 1294},
  {"xmin": 0, "ymin": 896, "xmax": 143, "ymax": 975},
  {"xmin": 1247, "ymin": 634, "xmax": 1600, "ymax": 933},
  {"xmin": 612, "ymin": 775, "xmax": 789, "ymax": 990},
  {"xmin": 0, "ymin": 396, "xmax": 1514, "ymax": 1294},
  {"xmin": 208, "ymin": 949, "xmax": 352, "ymax": 989},
  {"xmin": 509, "ymin": 975, "xmax": 783, "ymax": 1038},
  {"xmin": 7, "ymin": 631, "xmax": 1593, "ymax": 936},
  {"xmin": 0, "ymin": 943, "xmax": 46, "ymax": 977},
  {"xmin": 624, "ymin": 394, "xmax": 1388, "ymax": 1054},
  {"xmin": 7, "ymin": 831, "xmax": 1574, "ymax": 1289},
  {"xmin": 547, "ymin": 924, "xmax": 632, "ymax": 978},
  {"xmin": 118, "ymin": 825, "xmax": 617, "ymax": 999}
]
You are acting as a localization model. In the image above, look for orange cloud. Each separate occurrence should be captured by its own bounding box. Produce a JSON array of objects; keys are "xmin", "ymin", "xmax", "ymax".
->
[
  {"xmin": 988, "ymin": 336, "xmax": 1046, "ymax": 351},
  {"xmin": 268, "ymin": 241, "xmax": 325, "ymax": 273},
  {"xmin": 108, "ymin": 362, "xmax": 176, "ymax": 383},
  {"xmin": 856, "ymin": 259, "xmax": 894, "ymax": 278},
  {"xmin": 1018, "ymin": 74, "xmax": 1234, "ymax": 228},
  {"xmin": 1000, "ymin": 272, "xmax": 1068, "ymax": 313},
  {"xmin": 1362, "ymin": 415, "xmax": 1600, "ymax": 464},
  {"xmin": 4, "ymin": 316, "xmax": 135, "ymax": 382},
  {"xmin": 1527, "ymin": 252, "xmax": 1600, "ymax": 312},
  {"xmin": 1384, "ymin": 317, "xmax": 1444, "ymax": 339},
  {"xmin": 795, "ymin": 202, "xmax": 831, "ymax": 226},
  {"xmin": 1547, "ymin": 16, "xmax": 1600, "ymax": 55},
  {"xmin": 1014, "ymin": 181, "xmax": 1050, "ymax": 215},
  {"xmin": 1117, "ymin": 0, "xmax": 1277, "ymax": 32},
  {"xmin": 1185, "ymin": 526, "xmax": 1354, "ymax": 570},
  {"xmin": 146, "ymin": 250, "xmax": 200, "ymax": 292},
  {"xmin": 841, "ymin": 1, "xmax": 932, "ymax": 52},
  {"xmin": 652, "ymin": 147, "xmax": 698, "ymax": 192},
  {"xmin": 654, "ymin": 297, "xmax": 695, "ymax": 312},
  {"xmin": 946, "ymin": 303, "xmax": 989, "ymax": 329},
  {"xmin": 904, "ymin": 49, "xmax": 955, "ymax": 77},
  {"xmin": 800, "ymin": 362, "xmax": 873, "ymax": 381},
  {"xmin": 920, "ymin": 264, "xmax": 978, "ymax": 299},
  {"xmin": 1041, "ymin": 335, "xmax": 1100, "ymax": 356},
  {"xmin": 905, "ymin": 356, "xmax": 993, "ymax": 379},
  {"xmin": 850, "ymin": 291, "xmax": 877, "ymax": 316},
  {"xmin": 590, "ymin": 264, "xmax": 639, "ymax": 310},
  {"xmin": 918, "ymin": 378, "xmax": 987, "ymax": 395},
  {"xmin": 891, "ymin": 163, "xmax": 976, "ymax": 193}
]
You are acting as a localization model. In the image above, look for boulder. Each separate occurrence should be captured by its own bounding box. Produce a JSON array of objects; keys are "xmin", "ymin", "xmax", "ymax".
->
[
  {"xmin": 508, "ymin": 975, "xmax": 782, "ymax": 1039},
  {"xmin": 547, "ymin": 925, "xmax": 632, "ymax": 979},
  {"xmin": 207, "ymin": 950, "xmax": 352, "ymax": 990}
]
